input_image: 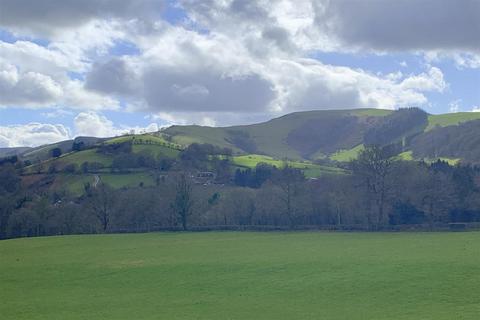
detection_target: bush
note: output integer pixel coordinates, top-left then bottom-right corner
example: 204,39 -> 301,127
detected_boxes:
50,147 -> 62,158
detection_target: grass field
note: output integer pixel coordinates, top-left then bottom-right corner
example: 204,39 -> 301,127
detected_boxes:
1,232 -> 480,320
59,172 -> 156,194
232,154 -> 344,177
329,144 -> 365,162
426,113 -> 480,131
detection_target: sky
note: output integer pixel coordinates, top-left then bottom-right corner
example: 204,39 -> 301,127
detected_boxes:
0,0 -> 479,147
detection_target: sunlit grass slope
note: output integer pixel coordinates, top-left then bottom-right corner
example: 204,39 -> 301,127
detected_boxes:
232,154 -> 344,177
426,113 -> 480,131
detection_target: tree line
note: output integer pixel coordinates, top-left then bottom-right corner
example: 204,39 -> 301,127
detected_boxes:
1,144 -> 480,239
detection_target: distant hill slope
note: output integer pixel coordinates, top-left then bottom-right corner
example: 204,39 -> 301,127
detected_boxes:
4,108 -> 480,166
164,108 -> 480,163
0,147 -> 31,158
164,109 -> 393,160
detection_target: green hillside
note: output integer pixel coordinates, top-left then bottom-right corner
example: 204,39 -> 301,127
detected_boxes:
59,172 -> 156,194
7,108 -> 480,193
165,109 -> 391,160
231,154 -> 345,177
164,108 -> 480,164
426,112 -> 480,131
2,232 -> 480,320
7,109 -> 480,166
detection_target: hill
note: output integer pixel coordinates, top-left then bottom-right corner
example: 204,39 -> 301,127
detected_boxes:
3,107 -> 480,194
5,108 -> 480,165
0,147 -> 31,158
164,108 -> 480,163
164,108 -> 394,160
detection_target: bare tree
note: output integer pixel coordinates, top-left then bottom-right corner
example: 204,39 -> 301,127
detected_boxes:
352,145 -> 394,228
86,183 -> 115,232
273,166 -> 305,228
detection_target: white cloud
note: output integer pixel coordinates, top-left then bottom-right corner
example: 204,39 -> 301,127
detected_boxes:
74,112 -> 124,137
0,123 -> 70,147
0,112 -> 161,148
449,99 -> 462,113
83,25 -> 448,122
0,63 -> 63,106
400,67 -> 446,92
0,62 -> 119,110
0,40 -> 82,75
74,111 -> 158,138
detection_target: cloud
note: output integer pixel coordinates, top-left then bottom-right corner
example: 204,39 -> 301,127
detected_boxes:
142,67 -> 275,112
0,0 -> 475,128
85,27 -> 277,113
74,111 -> 158,137
85,58 -> 138,95
0,0 -> 165,37
0,62 -> 119,110
269,60 -> 446,112
0,112 -> 161,148
84,24 -> 447,121
0,63 -> 63,106
315,0 -> 480,53
449,99 -> 462,113
0,40 -> 82,75
0,123 -> 70,147
399,67 -> 446,92
74,112 -> 125,137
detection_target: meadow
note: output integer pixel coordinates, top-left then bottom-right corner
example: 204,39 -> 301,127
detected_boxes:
231,154 -> 344,177
1,232 -> 480,319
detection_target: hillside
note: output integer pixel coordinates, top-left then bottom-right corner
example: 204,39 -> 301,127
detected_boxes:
3,107 -> 480,194
164,108 -> 480,163
10,130 -> 342,194
0,147 -> 31,158
164,108 -> 393,160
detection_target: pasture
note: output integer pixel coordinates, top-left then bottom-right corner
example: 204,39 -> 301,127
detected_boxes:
1,232 -> 479,319
232,154 -> 344,177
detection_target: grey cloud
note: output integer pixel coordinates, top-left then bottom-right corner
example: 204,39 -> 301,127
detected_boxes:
262,26 -> 294,52
181,0 -> 269,26
294,81 -> 361,112
0,0 -> 164,35
142,66 -> 276,112
229,0 -> 269,21
317,0 -> 480,52
85,58 -> 137,95
85,58 -> 276,113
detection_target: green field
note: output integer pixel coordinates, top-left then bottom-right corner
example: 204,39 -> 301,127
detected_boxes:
232,154 -> 344,177
58,172 -> 156,194
426,113 -> 480,131
1,232 -> 480,319
329,144 -> 365,162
